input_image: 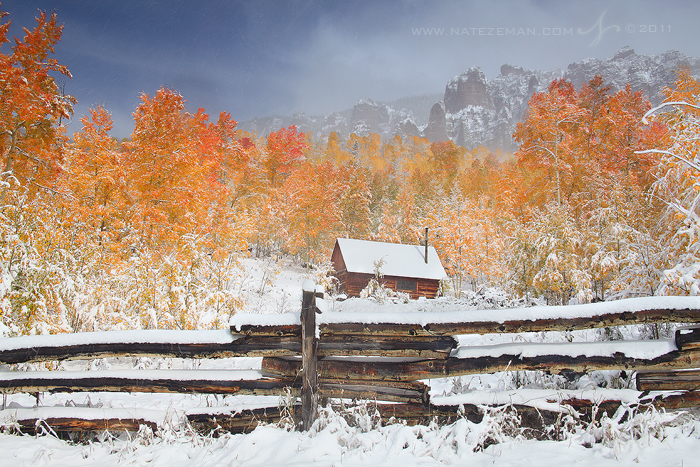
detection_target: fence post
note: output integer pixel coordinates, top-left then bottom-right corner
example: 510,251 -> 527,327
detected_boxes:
300,280 -> 318,430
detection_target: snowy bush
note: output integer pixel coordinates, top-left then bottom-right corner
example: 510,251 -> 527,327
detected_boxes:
0,179 -> 248,335
360,259 -> 394,303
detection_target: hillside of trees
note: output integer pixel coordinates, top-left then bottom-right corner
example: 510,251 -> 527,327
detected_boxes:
2,9 -> 700,336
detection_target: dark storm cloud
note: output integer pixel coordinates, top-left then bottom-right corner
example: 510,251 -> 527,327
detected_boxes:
1,1 -> 698,138
291,0 -> 699,115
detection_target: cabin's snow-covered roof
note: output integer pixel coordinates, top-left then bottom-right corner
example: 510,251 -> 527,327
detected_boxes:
334,238 -> 446,280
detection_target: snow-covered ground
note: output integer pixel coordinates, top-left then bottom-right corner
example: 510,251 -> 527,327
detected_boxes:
1,256 -> 699,466
2,395 -> 700,467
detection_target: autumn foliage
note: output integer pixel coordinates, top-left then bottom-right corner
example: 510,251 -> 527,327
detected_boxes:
1,7 -> 699,336
0,9 -> 75,188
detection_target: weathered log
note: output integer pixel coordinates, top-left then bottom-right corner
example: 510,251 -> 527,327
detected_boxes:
676,327 -> 700,351
641,390 -> 700,410
233,324 -> 301,337
24,392 -> 695,439
263,350 -> 700,382
318,335 -> 457,359
184,403 -> 557,435
18,391 -> 700,439
0,337 -> 302,364
320,323 -> 434,337
0,374 -> 296,396
320,307 -> 700,337
14,417 -> 157,435
636,369 -> 700,391
187,406 -> 292,434
374,402 -> 475,424
226,337 -> 301,356
376,397 -> 645,434
262,355 -> 301,377
300,287 -> 319,431
0,371 -> 428,404
320,379 -> 429,405
185,399 -> 626,436
0,335 -> 455,364
374,401 -> 622,430
186,404 -> 470,435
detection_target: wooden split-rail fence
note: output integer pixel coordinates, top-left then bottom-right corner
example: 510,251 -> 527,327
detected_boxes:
1,290 -> 700,436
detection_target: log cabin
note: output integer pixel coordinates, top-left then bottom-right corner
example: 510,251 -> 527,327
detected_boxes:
331,238 -> 446,299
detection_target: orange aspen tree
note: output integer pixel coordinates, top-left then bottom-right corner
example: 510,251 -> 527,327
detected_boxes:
429,140 -> 467,192
263,125 -> 308,186
0,8 -> 75,188
514,79 -> 584,207
63,106 -> 127,250
124,87 -> 244,256
424,191 -> 503,296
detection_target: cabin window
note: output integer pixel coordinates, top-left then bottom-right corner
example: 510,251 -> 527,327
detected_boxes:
397,278 -> 417,292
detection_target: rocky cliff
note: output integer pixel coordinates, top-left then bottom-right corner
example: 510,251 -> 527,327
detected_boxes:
238,95 -> 439,141
240,48 -> 700,152
424,47 -> 700,152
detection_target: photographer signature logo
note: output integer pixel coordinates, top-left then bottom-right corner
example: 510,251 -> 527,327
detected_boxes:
578,11 -> 620,46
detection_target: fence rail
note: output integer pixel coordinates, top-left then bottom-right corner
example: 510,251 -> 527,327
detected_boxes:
0,294 -> 699,434
318,308 -> 700,336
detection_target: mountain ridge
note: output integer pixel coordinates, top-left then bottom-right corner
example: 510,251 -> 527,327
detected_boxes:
239,47 -> 700,152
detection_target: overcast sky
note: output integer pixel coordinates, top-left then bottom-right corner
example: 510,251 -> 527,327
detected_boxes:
2,0 -> 699,138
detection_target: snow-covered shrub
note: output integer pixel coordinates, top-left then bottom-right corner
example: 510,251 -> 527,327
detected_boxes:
110,239 -> 246,331
314,400 -> 383,434
471,404 -> 524,452
305,259 -> 337,293
360,259 -> 391,303
0,178 -> 247,335
360,277 -> 391,303
0,181 -> 75,335
437,277 -> 451,297
460,286 -> 532,308
358,259 -> 412,303
527,203 -> 592,305
631,72 -> 700,297
579,405 -> 688,457
276,387 -> 296,431
422,191 -> 505,297
256,256 -> 281,296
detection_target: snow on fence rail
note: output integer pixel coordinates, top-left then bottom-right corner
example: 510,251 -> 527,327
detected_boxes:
1,294 -> 700,434
232,295 -> 700,335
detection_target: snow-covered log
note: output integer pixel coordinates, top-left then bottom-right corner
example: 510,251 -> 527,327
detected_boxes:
318,304 -> 700,337
186,406 -> 289,434
231,296 -> 700,336
263,347 -> 700,382
0,370 -> 293,396
13,416 -> 157,435
319,379 -> 429,404
676,326 -> 700,351
0,332 -> 302,364
318,334 -> 456,358
1,407 -> 163,435
636,368 -> 700,391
